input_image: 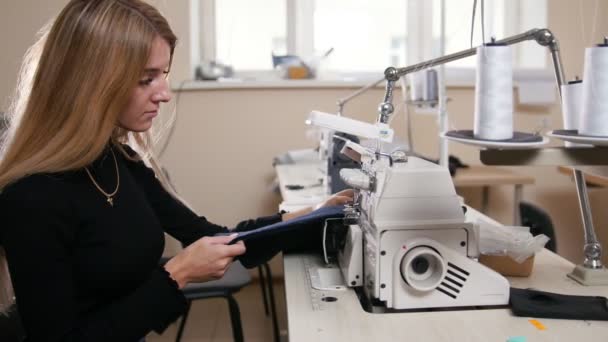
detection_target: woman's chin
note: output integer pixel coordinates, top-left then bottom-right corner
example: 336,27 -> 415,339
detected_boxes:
125,122 -> 153,133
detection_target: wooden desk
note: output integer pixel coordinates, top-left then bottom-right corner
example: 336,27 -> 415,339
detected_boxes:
453,166 -> 535,225
283,208 -> 608,342
275,162 -> 327,212
558,166 -> 608,187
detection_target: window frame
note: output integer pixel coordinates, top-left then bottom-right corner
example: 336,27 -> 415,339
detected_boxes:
193,0 -> 551,84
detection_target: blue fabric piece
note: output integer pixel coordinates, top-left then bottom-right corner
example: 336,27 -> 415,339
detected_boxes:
224,206 -> 345,243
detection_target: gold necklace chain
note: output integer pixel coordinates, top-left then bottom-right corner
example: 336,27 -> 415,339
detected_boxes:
84,148 -> 120,207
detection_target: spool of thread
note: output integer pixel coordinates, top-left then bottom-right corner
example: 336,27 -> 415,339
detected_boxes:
423,69 -> 438,103
561,79 -> 583,130
408,71 -> 425,101
560,79 -> 584,147
474,44 -> 514,140
579,40 -> 608,136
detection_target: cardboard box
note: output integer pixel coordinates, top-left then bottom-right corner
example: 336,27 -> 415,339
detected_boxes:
287,66 -> 310,79
479,254 -> 535,277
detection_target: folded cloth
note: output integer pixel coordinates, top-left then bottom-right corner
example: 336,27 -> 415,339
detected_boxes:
510,287 -> 608,321
221,206 -> 345,268
230,206 -> 345,243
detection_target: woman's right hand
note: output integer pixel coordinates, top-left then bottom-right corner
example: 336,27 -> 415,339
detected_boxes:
164,234 -> 246,289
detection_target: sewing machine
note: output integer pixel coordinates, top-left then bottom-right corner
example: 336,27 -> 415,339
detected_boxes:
330,142 -> 510,310
306,109 -> 510,309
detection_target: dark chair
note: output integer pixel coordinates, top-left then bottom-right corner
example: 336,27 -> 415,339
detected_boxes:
173,260 -> 279,342
256,262 -> 280,342
519,201 -> 557,253
0,305 -> 24,342
176,261 -> 250,342
159,169 -> 279,342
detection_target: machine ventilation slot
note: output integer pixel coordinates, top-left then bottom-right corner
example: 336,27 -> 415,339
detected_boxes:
437,287 -> 456,299
444,276 -> 463,288
437,263 -> 470,299
448,262 -> 470,276
439,281 -> 460,293
446,270 -> 466,282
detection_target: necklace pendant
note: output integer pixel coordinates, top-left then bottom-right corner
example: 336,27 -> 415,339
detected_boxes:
107,197 -> 114,207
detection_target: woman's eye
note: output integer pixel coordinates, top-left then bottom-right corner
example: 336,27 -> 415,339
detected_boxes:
139,78 -> 154,86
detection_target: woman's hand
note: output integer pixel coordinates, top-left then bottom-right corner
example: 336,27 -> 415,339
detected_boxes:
282,189 -> 355,221
316,189 -> 355,209
164,234 -> 246,289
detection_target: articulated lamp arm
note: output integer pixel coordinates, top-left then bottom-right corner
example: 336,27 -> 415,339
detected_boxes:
377,28 -> 566,123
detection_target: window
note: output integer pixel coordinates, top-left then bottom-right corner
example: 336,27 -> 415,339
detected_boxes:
194,0 -> 548,78
215,0 -> 286,70
312,0 -> 407,72
431,0 -> 548,69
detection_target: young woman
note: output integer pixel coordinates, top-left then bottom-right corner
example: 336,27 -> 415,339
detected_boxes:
0,1 -> 353,340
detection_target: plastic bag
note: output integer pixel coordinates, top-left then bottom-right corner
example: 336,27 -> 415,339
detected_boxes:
477,220 -> 550,263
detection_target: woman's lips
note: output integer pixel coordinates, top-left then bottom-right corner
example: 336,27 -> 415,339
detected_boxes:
143,110 -> 158,118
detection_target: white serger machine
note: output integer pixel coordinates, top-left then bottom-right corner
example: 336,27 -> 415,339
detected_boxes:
309,112 -> 509,311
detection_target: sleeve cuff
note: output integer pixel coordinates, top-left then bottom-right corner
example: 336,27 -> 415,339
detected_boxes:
150,268 -> 188,333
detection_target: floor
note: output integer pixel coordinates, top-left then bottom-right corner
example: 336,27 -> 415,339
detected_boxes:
147,280 -> 288,342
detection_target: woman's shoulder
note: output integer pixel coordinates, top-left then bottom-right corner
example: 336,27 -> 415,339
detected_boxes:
0,173 -> 71,206
0,173 -> 78,244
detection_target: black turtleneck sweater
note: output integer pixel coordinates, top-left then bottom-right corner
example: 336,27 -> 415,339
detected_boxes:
0,145 -> 282,341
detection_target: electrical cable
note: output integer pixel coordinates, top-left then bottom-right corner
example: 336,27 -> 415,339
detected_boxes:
481,0 -> 485,44
578,0 -> 587,47
589,0 -> 600,46
470,0 -> 477,48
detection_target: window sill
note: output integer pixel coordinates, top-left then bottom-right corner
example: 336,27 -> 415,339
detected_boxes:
172,68 -> 555,91
172,78 -> 385,91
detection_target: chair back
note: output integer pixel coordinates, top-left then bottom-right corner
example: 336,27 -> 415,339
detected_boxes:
519,201 -> 557,253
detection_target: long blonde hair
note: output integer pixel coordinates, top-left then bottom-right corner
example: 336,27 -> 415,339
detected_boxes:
0,0 -> 178,314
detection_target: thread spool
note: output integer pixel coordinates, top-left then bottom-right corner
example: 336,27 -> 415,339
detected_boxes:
579,39 -> 608,136
408,70 -> 439,104
408,71 -> 425,101
423,69 -> 438,103
561,79 -> 583,130
561,79 -> 584,147
474,43 -> 514,140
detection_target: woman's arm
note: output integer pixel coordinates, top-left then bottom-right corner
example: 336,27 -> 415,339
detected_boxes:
0,178 -> 187,341
122,147 -> 283,244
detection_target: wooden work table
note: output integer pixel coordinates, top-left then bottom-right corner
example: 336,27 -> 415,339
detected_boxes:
558,166 -> 608,187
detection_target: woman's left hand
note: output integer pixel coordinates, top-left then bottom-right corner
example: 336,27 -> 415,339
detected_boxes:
316,189 -> 355,209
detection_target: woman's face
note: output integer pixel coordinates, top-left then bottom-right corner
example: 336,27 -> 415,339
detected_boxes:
118,36 -> 172,132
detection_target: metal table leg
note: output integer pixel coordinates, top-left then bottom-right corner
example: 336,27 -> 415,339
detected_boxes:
514,184 -> 523,226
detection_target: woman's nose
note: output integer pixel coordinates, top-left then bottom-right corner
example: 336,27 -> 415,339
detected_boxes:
153,89 -> 172,103
152,82 -> 172,103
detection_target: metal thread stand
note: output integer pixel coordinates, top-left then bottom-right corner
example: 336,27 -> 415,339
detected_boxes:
567,169 -> 608,285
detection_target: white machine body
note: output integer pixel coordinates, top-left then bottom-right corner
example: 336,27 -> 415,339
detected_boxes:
338,155 -> 509,310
